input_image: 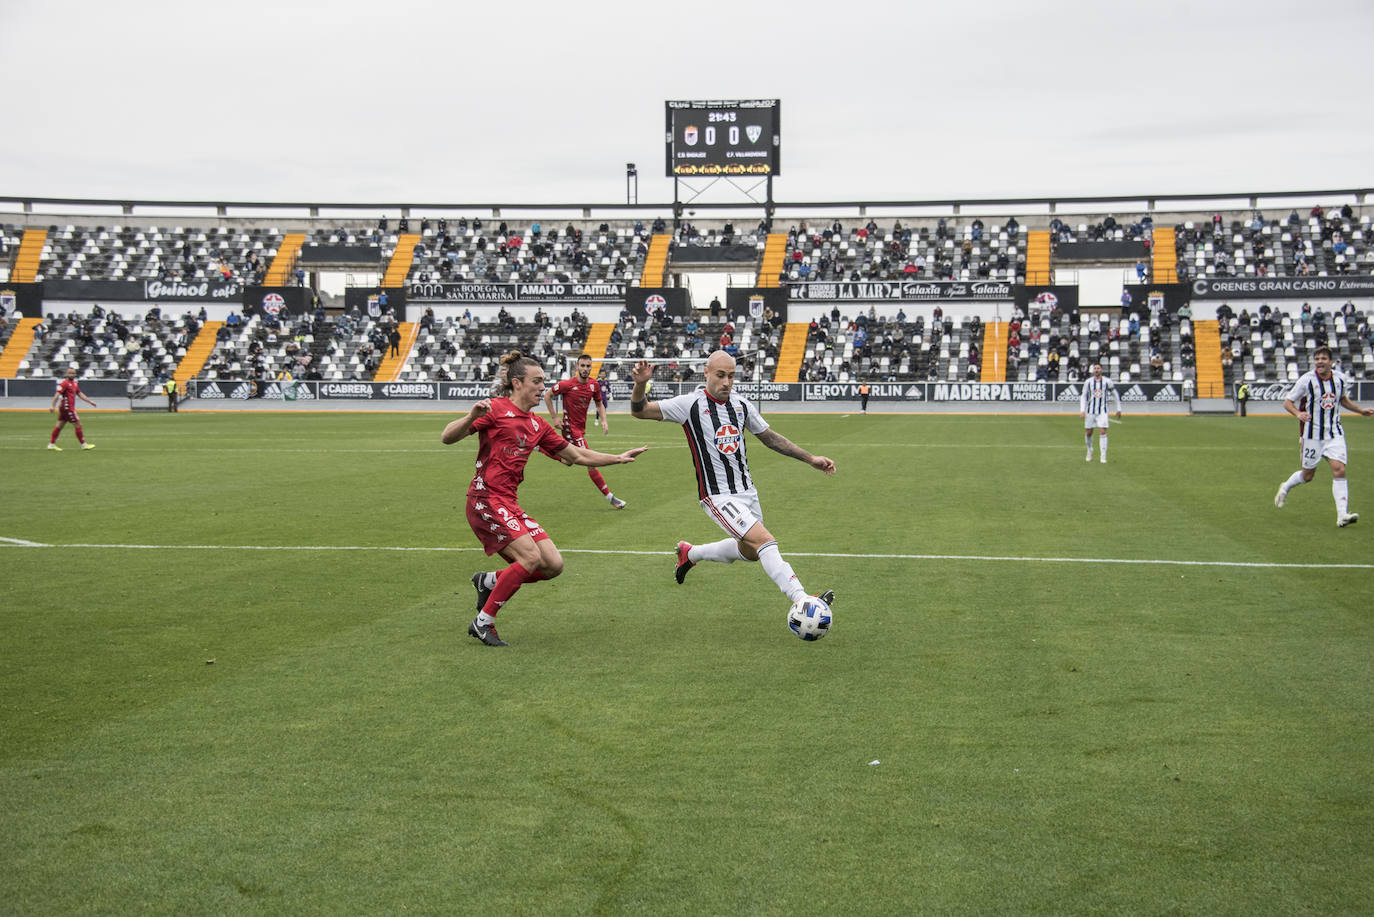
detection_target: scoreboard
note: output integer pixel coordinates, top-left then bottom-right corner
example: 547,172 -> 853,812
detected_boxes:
664,100 -> 781,177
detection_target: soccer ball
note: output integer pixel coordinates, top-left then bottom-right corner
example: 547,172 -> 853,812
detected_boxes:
787,596 -> 833,641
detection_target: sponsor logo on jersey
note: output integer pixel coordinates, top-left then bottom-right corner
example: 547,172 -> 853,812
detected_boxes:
714,423 -> 741,454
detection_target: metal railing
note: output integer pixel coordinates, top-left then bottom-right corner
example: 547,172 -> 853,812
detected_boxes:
1,188 -> 1369,222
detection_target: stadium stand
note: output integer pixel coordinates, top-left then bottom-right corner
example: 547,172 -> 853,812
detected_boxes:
4,204 -> 1370,390
1173,210 -> 1373,281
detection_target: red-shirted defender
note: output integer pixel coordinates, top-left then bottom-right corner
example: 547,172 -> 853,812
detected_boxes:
48,366 -> 97,451
543,353 -> 626,509
442,350 -> 648,646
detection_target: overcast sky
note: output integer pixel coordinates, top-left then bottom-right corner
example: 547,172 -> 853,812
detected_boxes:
2,0 -> 1370,210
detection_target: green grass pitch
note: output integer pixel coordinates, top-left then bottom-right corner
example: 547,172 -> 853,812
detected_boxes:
2,409 -> 1371,915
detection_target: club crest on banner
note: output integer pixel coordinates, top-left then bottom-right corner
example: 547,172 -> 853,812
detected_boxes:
261,292 -> 286,316
683,126 -> 698,146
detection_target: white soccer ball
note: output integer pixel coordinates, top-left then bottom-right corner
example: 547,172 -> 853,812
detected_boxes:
787,596 -> 833,641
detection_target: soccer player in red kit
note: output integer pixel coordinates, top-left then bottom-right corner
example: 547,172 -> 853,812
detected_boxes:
442,350 -> 648,646
48,366 -> 97,451
543,352 -> 627,508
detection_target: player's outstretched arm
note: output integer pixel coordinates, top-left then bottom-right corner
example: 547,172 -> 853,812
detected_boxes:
557,443 -> 649,467
441,400 -> 491,444
755,428 -> 837,475
629,361 -> 663,421
1341,395 -> 1374,416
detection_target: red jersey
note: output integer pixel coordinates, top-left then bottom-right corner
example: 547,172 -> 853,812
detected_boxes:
550,377 -> 603,435
466,397 -> 569,501
56,378 -> 81,413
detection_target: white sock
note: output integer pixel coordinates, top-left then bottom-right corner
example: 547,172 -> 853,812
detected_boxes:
476,611 -> 495,627
1099,434 -> 1108,460
1085,432 -> 1093,453
757,541 -> 806,603
481,571 -> 497,589
694,538 -> 743,564
1333,478 -> 1350,514
1282,470 -> 1307,495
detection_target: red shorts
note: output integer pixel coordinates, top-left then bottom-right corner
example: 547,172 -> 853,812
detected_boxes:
58,407 -> 80,424
465,494 -> 549,555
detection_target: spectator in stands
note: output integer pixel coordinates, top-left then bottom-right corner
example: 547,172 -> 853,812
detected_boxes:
1135,261 -> 1147,282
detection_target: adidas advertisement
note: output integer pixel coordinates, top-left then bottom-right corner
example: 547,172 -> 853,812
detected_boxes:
1057,385 -> 1081,403
197,382 -> 226,399
1120,385 -> 1149,403
1150,385 -> 1181,403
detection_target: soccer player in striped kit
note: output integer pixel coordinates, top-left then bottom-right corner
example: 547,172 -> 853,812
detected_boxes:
1274,346 -> 1374,527
1079,362 -> 1122,463
629,351 -> 837,610
544,353 -> 627,509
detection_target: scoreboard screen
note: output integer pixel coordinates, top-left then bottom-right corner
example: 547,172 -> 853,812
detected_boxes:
664,100 -> 780,177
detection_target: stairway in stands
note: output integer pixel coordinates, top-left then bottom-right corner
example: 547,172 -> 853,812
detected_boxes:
374,323 -> 417,382
264,233 -> 306,285
0,318 -> 40,377
1026,231 -> 1052,285
382,234 -> 422,288
582,323 -> 615,376
980,322 -> 1008,382
10,229 -> 48,283
1193,319 -> 1224,398
641,235 -> 671,287
174,321 -> 224,382
1151,231 -> 1178,283
773,323 -> 810,382
756,234 -> 789,288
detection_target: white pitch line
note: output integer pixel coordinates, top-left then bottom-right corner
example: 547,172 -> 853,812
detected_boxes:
0,541 -> 1369,570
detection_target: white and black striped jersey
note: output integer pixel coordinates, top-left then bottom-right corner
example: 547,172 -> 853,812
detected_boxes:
1288,371 -> 1349,440
658,389 -> 770,499
1079,375 -> 1122,415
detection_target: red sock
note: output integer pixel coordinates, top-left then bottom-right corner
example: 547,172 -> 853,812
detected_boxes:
482,561 -> 546,616
74,425 -> 85,445
588,468 -> 610,495
50,425 -> 61,444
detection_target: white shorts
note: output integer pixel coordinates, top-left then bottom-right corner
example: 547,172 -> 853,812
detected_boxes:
700,491 -> 763,539
1300,435 -> 1347,470
1084,413 -> 1111,430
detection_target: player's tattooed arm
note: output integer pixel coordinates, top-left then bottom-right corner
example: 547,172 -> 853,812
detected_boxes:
756,428 -> 837,475
755,428 -> 810,461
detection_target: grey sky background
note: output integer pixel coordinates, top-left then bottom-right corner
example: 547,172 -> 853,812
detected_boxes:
2,0 -> 1370,208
